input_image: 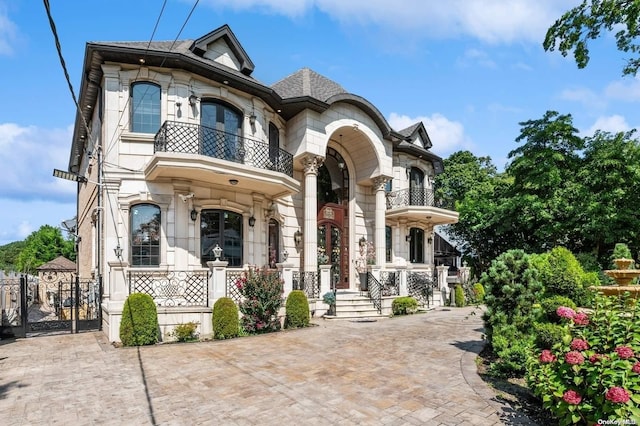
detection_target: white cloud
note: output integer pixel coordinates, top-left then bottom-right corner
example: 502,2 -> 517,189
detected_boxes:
584,115 -> 631,136
0,199 -> 76,246
457,48 -> 496,68
604,76 -> 640,102
199,0 -> 578,44
388,112 -> 473,157
559,87 -> 606,109
0,123 -> 76,202
0,3 -> 17,55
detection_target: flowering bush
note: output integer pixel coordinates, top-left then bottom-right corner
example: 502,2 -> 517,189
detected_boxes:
527,294 -> 640,424
236,268 -> 284,334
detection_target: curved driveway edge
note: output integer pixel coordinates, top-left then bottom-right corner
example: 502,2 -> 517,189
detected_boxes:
0,306 -> 539,425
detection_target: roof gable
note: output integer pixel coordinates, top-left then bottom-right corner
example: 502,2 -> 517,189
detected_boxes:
398,122 -> 433,150
272,68 -> 346,101
189,24 -> 255,76
36,256 -> 76,272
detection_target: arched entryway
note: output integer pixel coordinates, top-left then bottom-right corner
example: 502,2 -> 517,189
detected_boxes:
317,147 -> 349,289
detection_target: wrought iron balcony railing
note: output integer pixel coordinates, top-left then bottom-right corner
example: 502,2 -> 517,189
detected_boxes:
154,121 -> 294,177
385,188 -> 454,210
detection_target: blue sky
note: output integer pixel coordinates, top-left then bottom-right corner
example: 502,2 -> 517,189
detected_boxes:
0,0 -> 637,246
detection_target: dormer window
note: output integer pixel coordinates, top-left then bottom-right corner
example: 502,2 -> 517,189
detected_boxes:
131,82 -> 160,133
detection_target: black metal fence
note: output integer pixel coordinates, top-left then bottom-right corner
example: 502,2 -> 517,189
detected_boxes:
407,271 -> 438,307
154,121 -> 294,177
0,275 -> 101,338
292,271 -> 319,299
366,272 -> 382,314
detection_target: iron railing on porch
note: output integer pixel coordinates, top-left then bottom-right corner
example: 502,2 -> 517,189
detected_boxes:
154,121 -> 294,177
366,272 -> 382,314
385,188 -> 453,209
128,270 -> 209,307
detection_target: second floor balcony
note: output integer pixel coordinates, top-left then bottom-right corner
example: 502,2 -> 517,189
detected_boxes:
144,121 -> 300,198
385,188 -> 458,225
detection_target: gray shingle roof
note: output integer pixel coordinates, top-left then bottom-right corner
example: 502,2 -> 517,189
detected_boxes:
36,256 -> 76,272
271,68 -> 347,101
397,122 -> 421,138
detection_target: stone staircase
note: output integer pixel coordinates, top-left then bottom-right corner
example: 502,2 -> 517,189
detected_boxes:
324,290 -> 389,320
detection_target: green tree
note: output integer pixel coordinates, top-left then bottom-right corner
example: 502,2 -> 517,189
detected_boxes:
15,225 -> 75,273
544,0 -> 640,75
504,111 -> 584,253
575,130 -> 640,260
0,241 -> 26,272
435,151 -> 509,274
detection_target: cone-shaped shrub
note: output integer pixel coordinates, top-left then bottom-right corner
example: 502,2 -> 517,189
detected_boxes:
284,290 -> 310,329
119,293 -> 159,346
212,297 -> 239,340
454,284 -> 465,307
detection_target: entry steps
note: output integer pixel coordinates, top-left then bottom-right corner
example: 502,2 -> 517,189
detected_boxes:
324,290 -> 389,320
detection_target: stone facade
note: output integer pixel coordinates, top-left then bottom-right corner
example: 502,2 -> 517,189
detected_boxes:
67,25 -> 458,342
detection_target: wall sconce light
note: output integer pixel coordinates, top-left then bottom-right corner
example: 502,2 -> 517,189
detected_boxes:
294,229 -> 303,247
190,208 -> 198,221
188,94 -> 199,106
248,215 -> 256,227
249,114 -> 256,126
405,235 -> 412,243
229,179 -> 239,186
359,237 -> 367,247
212,244 -> 223,261
427,236 -> 433,245
282,249 -> 288,262
114,244 -> 123,259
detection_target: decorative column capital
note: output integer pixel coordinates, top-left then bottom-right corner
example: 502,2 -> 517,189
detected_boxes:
372,176 -> 390,192
301,155 -> 324,175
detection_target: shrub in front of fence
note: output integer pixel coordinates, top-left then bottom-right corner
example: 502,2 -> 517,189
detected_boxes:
237,268 -> 283,334
170,321 -> 199,342
284,290 -> 310,329
119,293 -> 159,346
454,284 -> 465,307
212,297 -> 239,340
392,296 -> 418,315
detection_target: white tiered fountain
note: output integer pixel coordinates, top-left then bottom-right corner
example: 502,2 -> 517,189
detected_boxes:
598,257 -> 640,298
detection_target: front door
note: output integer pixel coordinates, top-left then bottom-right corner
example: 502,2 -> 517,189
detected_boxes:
318,204 -> 348,289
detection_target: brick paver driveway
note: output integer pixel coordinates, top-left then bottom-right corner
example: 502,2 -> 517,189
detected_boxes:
0,306 -> 537,425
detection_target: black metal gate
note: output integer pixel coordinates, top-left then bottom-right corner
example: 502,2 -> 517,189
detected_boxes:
0,275 -> 101,338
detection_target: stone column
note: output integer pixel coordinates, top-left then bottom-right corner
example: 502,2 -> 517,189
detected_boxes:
277,263 -> 294,298
396,265 -> 408,296
319,264 -> 332,297
437,265 -> 450,303
302,155 -> 323,272
208,260 -> 229,304
373,176 -> 389,268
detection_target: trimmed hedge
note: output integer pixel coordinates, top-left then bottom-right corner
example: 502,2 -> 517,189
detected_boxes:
212,297 -> 239,340
119,293 -> 159,346
284,290 -> 310,329
392,296 -> 418,315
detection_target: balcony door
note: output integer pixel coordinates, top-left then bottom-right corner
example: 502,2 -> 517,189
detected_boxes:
200,100 -> 241,161
410,167 -> 424,205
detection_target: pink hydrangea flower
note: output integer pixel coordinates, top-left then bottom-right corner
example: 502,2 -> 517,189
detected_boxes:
632,362 -> 640,374
572,312 -> 589,326
563,390 -> 582,405
570,339 -> 589,351
589,353 -> 605,363
556,306 -> 576,319
539,350 -> 556,363
605,387 -> 630,404
565,351 -> 585,365
615,346 -> 635,359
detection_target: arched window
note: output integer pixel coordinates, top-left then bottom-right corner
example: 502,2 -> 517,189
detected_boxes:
409,227 -> 424,263
409,167 -> 425,205
130,204 -> 161,266
200,100 -> 242,161
200,209 -> 243,267
131,82 -> 160,133
268,218 -> 280,268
